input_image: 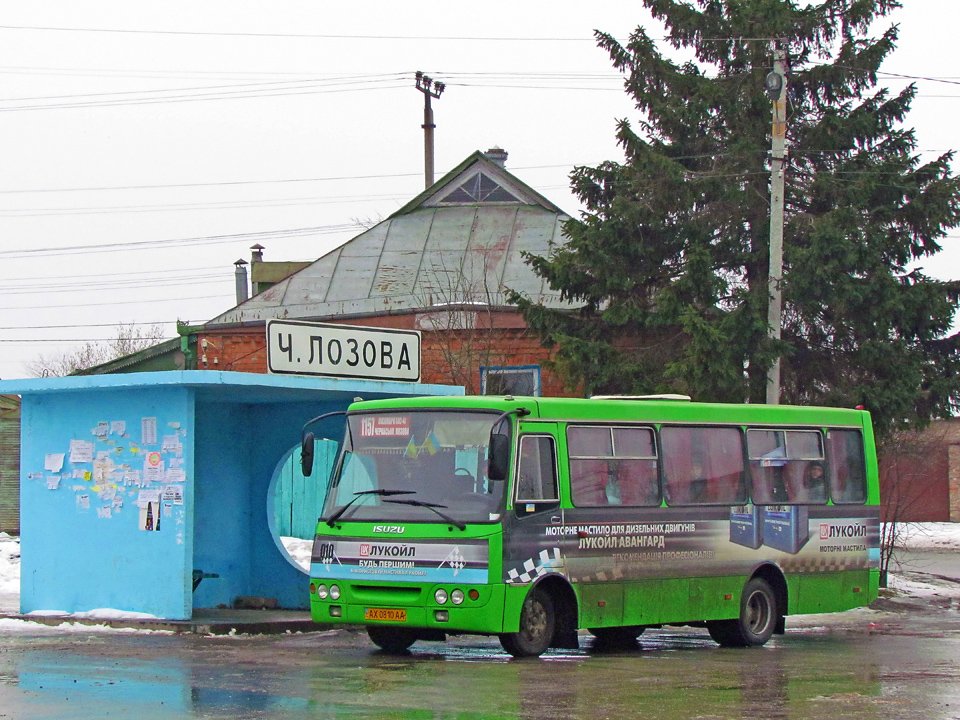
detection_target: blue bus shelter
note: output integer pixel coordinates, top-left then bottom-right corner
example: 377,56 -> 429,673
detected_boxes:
0,371 -> 460,620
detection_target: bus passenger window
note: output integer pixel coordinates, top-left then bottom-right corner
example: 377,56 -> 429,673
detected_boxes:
826,429 -> 867,503
747,429 -> 826,504
567,425 -> 658,507
516,435 -> 558,503
660,426 -> 745,506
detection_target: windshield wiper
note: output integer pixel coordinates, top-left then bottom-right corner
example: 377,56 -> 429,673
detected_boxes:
325,489 -> 415,526
383,499 -> 467,531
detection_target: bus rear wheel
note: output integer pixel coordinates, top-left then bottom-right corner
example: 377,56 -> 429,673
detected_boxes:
707,577 -> 777,647
367,626 -> 417,653
499,587 -> 555,658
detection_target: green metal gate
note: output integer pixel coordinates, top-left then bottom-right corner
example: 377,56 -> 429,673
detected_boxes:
273,439 -> 338,539
0,396 -> 20,535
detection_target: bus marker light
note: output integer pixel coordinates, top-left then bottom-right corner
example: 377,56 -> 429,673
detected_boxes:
435,610 -> 449,622
597,600 -> 606,608
309,583 -> 317,594
724,594 -> 733,601
853,586 -> 862,593
468,589 -> 480,601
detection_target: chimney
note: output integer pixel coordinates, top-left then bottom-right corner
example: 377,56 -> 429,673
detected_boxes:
250,243 -> 264,263
234,259 -> 249,304
485,147 -> 508,168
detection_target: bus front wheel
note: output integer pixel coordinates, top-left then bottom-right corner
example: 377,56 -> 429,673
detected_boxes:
707,577 -> 777,647
367,626 -> 417,653
499,587 -> 555,658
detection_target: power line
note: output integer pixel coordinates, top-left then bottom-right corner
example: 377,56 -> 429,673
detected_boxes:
0,23 -> 597,41
0,192 -> 410,218
0,80 -> 411,112
0,321 -> 176,330
0,172 -> 420,195
0,73 -> 409,104
0,294 -> 229,311
0,224 -> 356,258
0,162 -> 586,196
0,274 -> 230,296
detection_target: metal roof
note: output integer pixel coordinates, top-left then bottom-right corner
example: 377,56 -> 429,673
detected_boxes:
206,151 -> 574,326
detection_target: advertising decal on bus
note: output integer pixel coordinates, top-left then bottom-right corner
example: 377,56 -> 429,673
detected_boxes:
311,538 -> 489,584
501,511 -> 879,585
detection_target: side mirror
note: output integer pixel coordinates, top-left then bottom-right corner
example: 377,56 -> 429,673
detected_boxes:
488,433 -> 510,482
301,432 -> 315,477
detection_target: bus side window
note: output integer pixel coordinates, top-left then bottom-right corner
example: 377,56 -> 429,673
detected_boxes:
661,426 -> 744,505
826,429 -> 867,503
516,435 -> 559,504
747,429 -> 826,504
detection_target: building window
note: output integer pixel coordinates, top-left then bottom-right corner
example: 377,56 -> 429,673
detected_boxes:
440,172 -> 520,204
481,365 -> 541,396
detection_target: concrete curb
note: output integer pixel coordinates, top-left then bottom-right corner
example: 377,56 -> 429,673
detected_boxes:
0,609 -> 327,635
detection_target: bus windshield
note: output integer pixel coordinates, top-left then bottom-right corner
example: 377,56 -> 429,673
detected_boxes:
322,410 -> 504,524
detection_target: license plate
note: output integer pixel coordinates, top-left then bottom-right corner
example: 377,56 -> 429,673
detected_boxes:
364,608 -> 407,622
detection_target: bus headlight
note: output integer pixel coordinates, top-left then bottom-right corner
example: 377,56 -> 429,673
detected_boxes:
330,585 -> 341,600
451,589 -> 465,605
434,589 -> 448,605
316,584 -> 329,599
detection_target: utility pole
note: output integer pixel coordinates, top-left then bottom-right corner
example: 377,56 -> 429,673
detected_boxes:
764,45 -> 788,404
414,71 -> 445,189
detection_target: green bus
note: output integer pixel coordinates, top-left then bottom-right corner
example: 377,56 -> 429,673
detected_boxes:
301,395 -> 879,657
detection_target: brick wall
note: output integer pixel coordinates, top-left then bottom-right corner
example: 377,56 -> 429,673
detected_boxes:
878,419 -> 959,522
195,313 -> 575,398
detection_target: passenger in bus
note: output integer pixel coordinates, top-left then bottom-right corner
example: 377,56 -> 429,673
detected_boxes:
689,460 -> 708,503
795,461 -> 827,503
604,470 -> 622,505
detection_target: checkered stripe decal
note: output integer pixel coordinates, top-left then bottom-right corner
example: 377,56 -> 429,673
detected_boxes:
779,555 -> 875,573
568,566 -> 626,584
506,547 -> 563,584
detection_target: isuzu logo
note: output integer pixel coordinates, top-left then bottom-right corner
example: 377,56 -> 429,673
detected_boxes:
373,525 -> 406,534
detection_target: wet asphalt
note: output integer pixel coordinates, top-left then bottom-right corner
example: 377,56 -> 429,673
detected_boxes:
0,591 -> 958,720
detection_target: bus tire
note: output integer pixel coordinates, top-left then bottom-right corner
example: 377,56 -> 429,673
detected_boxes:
367,626 -> 417,653
499,587 -> 555,658
707,578 -> 777,647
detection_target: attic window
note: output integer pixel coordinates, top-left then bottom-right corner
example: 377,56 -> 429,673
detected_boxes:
440,172 -> 520,204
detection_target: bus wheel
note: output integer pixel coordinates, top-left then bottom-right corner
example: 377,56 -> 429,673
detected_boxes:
499,587 -> 555,658
367,626 -> 417,653
707,578 -> 777,647
588,626 -> 645,646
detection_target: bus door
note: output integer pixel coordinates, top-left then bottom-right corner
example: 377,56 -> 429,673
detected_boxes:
501,427 -> 565,587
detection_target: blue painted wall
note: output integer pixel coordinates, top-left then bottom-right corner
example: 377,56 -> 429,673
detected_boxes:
1,371 -> 461,619
18,386 -> 195,618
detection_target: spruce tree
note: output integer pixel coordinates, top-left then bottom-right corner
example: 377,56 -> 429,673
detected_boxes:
513,0 -> 960,436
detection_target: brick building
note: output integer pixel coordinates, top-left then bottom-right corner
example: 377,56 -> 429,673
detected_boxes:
190,148 -> 577,396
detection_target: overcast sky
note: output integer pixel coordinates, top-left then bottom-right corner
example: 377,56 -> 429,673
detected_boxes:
1,1 -> 956,380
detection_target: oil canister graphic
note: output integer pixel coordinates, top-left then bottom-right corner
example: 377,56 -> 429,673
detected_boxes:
761,505 -> 810,554
729,504 -> 763,549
